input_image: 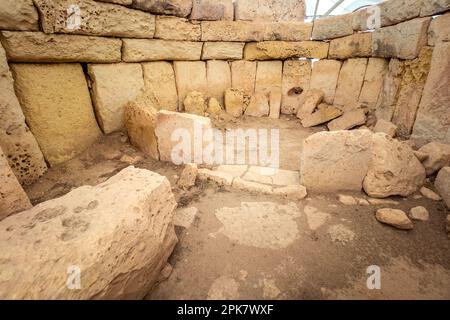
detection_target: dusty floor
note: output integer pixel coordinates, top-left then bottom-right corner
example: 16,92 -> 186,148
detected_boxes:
25,116 -> 450,300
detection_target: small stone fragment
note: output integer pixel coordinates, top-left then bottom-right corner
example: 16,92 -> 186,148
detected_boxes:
376,208 -> 413,230
409,206 -> 429,221
420,187 -> 442,201
177,163 -> 198,189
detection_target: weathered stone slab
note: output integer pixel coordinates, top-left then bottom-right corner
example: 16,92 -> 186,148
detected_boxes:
155,111 -> 212,163
173,61 -> 207,110
281,60 -> 311,115
301,105 -> 343,128
0,43 -> 47,185
0,31 -> 122,63
154,16 -> 201,41
255,61 -> 282,97
0,147 -> 32,221
334,58 -> 368,108
375,59 -> 405,121
184,91 -> 206,115
420,0 -> 450,16
327,109 -> 367,131
124,99 -> 159,160
428,12 -> 450,46
418,142 -> 450,175
142,61 -> 178,112
312,14 -> 354,40
201,21 -> 266,42
435,167 -> 450,209
231,60 -> 257,96
244,41 -> 329,60
11,63 -> 102,166
0,166 -> 177,299
245,93 -> 269,117
269,90 -> 282,119
372,17 -> 431,59
88,63 -> 144,134
100,0 -> 133,4
374,119 -> 397,137
35,0 -> 155,38
296,89 -> 323,119
202,42 -> 245,60
363,133 -> 426,198
300,130 -> 373,192
263,22 -> 312,41
131,0 -> 193,17
235,0 -> 306,22
190,0 -> 233,20
225,88 -> 247,117
328,33 -> 372,60
177,163 -> 198,189
412,42 -> 450,147
122,39 -> 203,62
391,47 -> 433,137
0,0 -> 39,31
358,58 -> 389,110
309,60 -> 342,104
376,208 -> 413,230
207,60 -> 231,105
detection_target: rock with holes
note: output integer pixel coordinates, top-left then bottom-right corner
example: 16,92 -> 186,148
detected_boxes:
363,133 -> 426,198
0,43 -> 47,185
300,130 -> 373,192
417,142 -> 450,175
435,167 -> 450,209
0,166 -> 178,299
281,60 -> 311,115
184,91 -> 206,116
154,16 -> 201,41
0,146 -> 32,221
202,42 -> 245,60
225,88 -> 248,118
376,208 -> 413,230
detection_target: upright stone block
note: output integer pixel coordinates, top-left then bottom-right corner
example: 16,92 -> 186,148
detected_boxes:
11,63 -> 102,166
231,60 -> 257,96
142,61 -> 178,112
281,60 -> 312,115
207,60 -> 231,105
309,60 -> 342,105
334,58 -> 368,108
359,58 -> 389,110
255,61 -> 283,96
122,39 -> 203,62
174,61 -> 207,110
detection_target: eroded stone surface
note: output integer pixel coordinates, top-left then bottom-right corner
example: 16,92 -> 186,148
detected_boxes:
190,0 -> 233,21
142,61 -> 178,112
312,14 -> 353,40
435,167 -> 450,209
202,42 -> 245,60
329,33 -> 372,59
281,60 -> 311,115
123,39 -> 203,62
417,142 -> 450,175
359,58 -> 389,110
154,16 -> 201,41
0,0 -> 39,31
231,60 -> 257,96
235,0 -> 306,22
327,109 -> 367,131
244,41 -> 329,60
207,60 -> 231,105
174,61 -> 207,110
131,0 -> 193,17
309,60 -> 342,104
334,58 -> 368,108
376,208 -> 413,230
301,105 -> 343,128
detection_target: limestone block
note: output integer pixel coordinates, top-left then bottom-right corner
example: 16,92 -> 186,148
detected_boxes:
363,133 -> 426,198
412,42 -> 450,147
190,0 -> 233,21
376,208 -> 413,230
269,90 -> 282,119
235,0 -> 306,22
0,31 -> 122,63
328,109 -> 367,131
155,111 -> 212,163
142,61 -> 178,112
0,147 -> 32,221
334,58 -> 368,108
420,0 -> 450,16
358,58 -> 389,110
255,61 -> 282,96
0,166 -> 178,299
245,93 -> 269,117
207,60 -> 231,105
124,100 -> 159,160
263,22 -> 312,41
312,14 -> 354,40
435,167 -> 450,209
198,168 -> 234,186
184,91 -> 206,116
244,41 -> 329,60
225,89 -> 247,118
177,163 -> 198,189
375,59 -> 405,122
296,89 -> 323,120
173,61 -> 207,110
201,21 -> 266,42
231,60 -> 257,96
417,142 -> 450,175
372,17 -> 431,59
409,206 -> 429,221
122,39 -> 203,62
202,42 -> 245,60
154,16 -> 201,41
391,47 -> 433,137
88,63 -> 145,134
309,60 -> 342,104
0,43 -> 47,185
0,0 -> 39,31
300,130 -> 373,192
131,0 -> 193,17
11,63 -> 102,166
328,33 -> 372,60
281,60 -> 312,115
428,12 -> 450,46
374,119 -> 397,137
34,0 -> 155,38
301,105 -> 343,128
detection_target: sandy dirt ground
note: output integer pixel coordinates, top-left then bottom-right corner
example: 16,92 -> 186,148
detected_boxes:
24,116 -> 450,300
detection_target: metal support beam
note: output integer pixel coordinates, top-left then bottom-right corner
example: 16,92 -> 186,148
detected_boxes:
313,0 -> 320,21
323,0 -> 345,17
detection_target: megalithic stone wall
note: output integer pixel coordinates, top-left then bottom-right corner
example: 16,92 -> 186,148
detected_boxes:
0,0 -> 449,184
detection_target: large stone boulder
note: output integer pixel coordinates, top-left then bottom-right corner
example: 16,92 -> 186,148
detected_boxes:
11,63 -> 102,166
300,130 -> 372,192
0,146 -> 31,221
435,167 -> 450,209
0,0 -> 39,31
0,166 -> 177,299
417,142 -> 450,175
363,133 -> 426,198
